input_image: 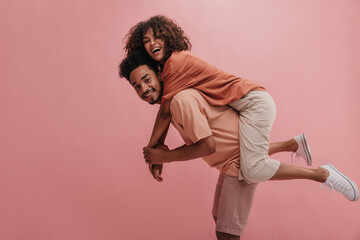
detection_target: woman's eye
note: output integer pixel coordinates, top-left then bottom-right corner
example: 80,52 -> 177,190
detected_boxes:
143,39 -> 149,44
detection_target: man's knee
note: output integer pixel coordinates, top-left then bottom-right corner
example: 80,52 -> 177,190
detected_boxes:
216,231 -> 240,240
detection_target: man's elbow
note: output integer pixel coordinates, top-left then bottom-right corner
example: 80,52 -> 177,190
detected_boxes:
203,136 -> 216,155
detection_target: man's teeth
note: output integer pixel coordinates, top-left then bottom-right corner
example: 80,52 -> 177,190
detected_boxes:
145,90 -> 153,97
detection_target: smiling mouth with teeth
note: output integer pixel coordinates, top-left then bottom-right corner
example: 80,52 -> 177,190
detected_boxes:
143,89 -> 155,99
152,48 -> 161,53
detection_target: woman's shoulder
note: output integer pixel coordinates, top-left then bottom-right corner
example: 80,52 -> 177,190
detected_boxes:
167,51 -> 204,67
168,51 -> 191,61
163,51 -> 190,72
163,51 -> 209,77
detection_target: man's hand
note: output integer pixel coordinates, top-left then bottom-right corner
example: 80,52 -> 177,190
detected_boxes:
145,144 -> 169,182
148,163 -> 163,182
143,144 -> 170,165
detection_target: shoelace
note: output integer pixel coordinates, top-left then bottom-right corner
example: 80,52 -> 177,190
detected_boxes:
291,152 -> 301,165
320,181 -> 333,194
320,176 -> 351,195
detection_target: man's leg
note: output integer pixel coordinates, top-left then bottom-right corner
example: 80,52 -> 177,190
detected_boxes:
212,174 -> 224,223
213,174 -> 257,239
216,231 -> 240,240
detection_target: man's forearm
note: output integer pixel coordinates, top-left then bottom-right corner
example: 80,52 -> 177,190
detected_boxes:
147,110 -> 171,147
158,124 -> 170,145
164,136 -> 216,163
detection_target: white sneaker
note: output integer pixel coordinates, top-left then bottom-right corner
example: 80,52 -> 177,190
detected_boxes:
292,134 -> 312,166
321,164 -> 359,201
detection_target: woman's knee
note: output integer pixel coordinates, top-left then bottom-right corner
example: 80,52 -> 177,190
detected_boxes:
241,164 -> 269,183
242,170 -> 265,183
241,159 -> 280,183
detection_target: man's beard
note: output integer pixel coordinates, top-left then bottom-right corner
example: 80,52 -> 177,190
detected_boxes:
150,81 -> 163,105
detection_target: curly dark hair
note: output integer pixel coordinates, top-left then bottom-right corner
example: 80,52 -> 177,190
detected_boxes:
124,15 -> 192,64
119,49 -> 159,82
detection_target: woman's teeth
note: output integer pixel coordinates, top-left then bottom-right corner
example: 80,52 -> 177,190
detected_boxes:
152,48 -> 160,53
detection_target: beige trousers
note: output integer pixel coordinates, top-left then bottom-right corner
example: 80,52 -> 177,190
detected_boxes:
229,91 -> 280,183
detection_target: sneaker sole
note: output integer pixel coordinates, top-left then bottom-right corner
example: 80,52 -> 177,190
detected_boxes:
326,164 -> 359,201
300,134 -> 312,166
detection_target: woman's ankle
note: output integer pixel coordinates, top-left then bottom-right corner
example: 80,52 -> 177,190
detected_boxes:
290,139 -> 298,152
316,167 -> 330,183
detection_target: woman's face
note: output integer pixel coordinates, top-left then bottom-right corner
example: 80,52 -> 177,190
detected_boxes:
142,28 -> 166,64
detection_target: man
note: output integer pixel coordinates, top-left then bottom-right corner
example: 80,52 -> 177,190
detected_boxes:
120,51 -> 262,239
119,50 -> 359,239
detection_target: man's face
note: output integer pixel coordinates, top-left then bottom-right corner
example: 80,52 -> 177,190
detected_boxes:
129,65 -> 162,105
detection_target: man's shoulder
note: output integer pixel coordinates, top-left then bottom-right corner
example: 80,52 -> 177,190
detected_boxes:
170,89 -> 205,115
171,89 -> 202,105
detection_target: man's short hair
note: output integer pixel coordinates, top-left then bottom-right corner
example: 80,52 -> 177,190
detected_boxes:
119,49 -> 159,82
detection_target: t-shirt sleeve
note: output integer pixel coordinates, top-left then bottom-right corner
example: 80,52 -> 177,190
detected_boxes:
170,94 -> 213,144
160,70 -> 182,105
160,51 -> 197,105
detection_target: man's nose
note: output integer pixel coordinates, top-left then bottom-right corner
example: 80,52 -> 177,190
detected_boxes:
140,82 -> 148,93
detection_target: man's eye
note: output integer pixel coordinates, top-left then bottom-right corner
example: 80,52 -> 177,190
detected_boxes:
145,78 -> 150,83
135,85 -> 140,90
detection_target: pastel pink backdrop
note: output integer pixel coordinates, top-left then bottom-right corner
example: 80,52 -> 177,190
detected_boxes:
1,0 -> 359,239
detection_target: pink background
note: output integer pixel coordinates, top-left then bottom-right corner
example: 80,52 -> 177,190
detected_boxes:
1,0 -> 359,239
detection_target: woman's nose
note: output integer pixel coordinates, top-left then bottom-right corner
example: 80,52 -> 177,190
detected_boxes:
150,38 -> 156,45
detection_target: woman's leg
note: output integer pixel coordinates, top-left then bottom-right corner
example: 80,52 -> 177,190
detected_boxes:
229,91 -> 280,183
230,91 -> 358,201
270,163 -> 328,182
268,139 -> 328,182
268,139 -> 297,156
271,163 -> 359,201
